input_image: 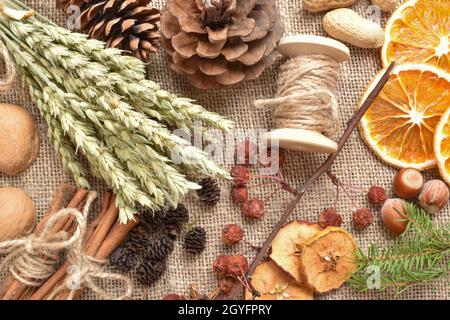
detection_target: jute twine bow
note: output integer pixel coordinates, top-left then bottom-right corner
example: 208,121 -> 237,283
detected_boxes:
0,191 -> 133,300
255,55 -> 340,137
0,2 -> 34,91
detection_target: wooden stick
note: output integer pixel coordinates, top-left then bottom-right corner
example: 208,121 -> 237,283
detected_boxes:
220,62 -> 396,300
0,187 -> 88,300
29,192 -> 113,300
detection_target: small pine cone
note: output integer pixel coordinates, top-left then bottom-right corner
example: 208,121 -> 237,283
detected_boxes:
184,227 -> 207,254
161,204 -> 189,226
135,259 -> 167,286
144,236 -> 175,261
128,224 -> 152,250
197,178 -> 221,206
141,209 -> 166,232
109,246 -> 141,272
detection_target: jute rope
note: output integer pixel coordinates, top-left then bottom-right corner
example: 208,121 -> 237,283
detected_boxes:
255,54 -> 341,137
0,191 -> 133,300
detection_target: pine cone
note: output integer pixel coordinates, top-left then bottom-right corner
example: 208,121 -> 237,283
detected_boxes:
160,0 -> 284,89
128,224 -> 152,250
58,0 -> 161,61
197,178 -> 221,206
144,236 -> 175,261
184,227 -> 207,254
136,259 -> 167,286
161,204 -> 190,226
109,245 -> 141,271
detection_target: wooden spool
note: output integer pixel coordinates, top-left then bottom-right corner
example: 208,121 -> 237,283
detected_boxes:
264,35 -> 350,153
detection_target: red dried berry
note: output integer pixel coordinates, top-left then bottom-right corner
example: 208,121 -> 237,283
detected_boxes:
219,277 -> 238,294
319,208 -> 343,228
222,224 -> 244,246
242,198 -> 264,219
230,186 -> 248,204
227,255 -> 249,276
236,139 -> 258,166
213,255 -> 230,277
368,186 -> 388,205
162,294 -> 183,300
230,165 -> 251,186
353,208 -> 374,229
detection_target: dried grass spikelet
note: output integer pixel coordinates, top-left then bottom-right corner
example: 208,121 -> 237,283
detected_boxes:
58,0 -> 161,62
160,0 -> 285,89
0,187 -> 36,241
0,103 -> 40,175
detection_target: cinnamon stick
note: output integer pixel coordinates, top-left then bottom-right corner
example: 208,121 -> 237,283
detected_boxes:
30,192 -> 114,300
0,187 -> 88,300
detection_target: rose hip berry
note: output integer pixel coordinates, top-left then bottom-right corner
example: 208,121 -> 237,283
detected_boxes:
367,186 -> 388,205
319,208 -> 343,227
230,165 -> 251,186
353,208 -> 374,229
230,186 -> 248,204
242,198 -> 264,219
219,277 -> 238,294
222,224 -> 244,246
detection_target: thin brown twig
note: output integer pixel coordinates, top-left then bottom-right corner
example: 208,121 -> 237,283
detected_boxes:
218,62 -> 396,300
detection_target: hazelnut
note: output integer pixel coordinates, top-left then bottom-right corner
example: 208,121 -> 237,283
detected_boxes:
394,168 -> 424,199
222,224 -> 244,246
230,186 -> 248,204
235,139 -> 258,166
352,208 -> 374,229
381,198 -> 408,235
318,208 -> 343,227
418,180 -> 449,214
242,198 -> 264,219
230,165 -> 251,186
367,186 -> 388,205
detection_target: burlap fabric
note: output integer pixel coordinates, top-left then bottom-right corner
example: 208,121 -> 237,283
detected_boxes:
0,0 -> 448,300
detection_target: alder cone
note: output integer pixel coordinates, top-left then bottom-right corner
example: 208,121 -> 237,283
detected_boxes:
160,0 -> 285,89
57,0 -> 160,62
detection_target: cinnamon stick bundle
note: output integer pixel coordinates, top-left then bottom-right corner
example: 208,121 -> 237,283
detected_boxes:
32,194 -> 139,300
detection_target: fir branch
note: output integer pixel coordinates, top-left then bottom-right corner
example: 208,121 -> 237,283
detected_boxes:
349,204 -> 450,295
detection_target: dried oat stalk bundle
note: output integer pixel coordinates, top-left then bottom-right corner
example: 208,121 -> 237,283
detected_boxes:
0,0 -> 233,223
57,0 -> 161,61
160,0 -> 284,89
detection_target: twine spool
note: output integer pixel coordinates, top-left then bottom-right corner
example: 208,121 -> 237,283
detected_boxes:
256,35 -> 350,153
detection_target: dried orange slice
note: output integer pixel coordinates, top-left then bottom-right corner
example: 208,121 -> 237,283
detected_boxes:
244,261 -> 314,300
435,107 -> 450,184
270,221 -> 322,284
382,0 -> 450,72
298,227 -> 357,293
360,64 -> 450,170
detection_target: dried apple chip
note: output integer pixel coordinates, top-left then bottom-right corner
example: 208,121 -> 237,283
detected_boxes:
299,227 -> 357,293
270,221 -> 322,283
244,261 -> 314,300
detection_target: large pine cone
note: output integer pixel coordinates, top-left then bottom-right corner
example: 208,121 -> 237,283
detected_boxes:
57,0 -> 160,61
160,0 -> 284,89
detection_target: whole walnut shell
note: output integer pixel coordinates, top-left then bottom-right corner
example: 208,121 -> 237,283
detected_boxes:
0,187 -> 36,241
0,104 -> 40,175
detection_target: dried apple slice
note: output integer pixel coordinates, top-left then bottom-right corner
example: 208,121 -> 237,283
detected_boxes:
270,221 -> 322,283
299,227 -> 357,293
244,261 -> 314,300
